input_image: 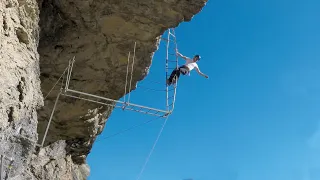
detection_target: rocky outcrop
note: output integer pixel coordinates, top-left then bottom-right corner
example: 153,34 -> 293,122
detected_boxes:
30,141 -> 90,180
0,0 -> 207,179
0,0 -> 43,179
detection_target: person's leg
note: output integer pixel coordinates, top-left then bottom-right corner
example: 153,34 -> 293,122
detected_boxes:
167,68 -> 180,85
172,73 -> 179,84
171,68 -> 182,84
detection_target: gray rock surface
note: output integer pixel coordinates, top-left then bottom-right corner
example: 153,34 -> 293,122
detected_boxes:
0,0 -> 42,179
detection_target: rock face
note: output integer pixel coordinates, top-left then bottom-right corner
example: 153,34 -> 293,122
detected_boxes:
0,0 -> 43,179
0,0 -> 207,179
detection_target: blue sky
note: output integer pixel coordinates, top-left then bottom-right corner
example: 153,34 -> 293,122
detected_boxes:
87,0 -> 320,179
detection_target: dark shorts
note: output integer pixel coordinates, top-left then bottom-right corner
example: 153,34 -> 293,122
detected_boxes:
179,65 -> 189,75
167,65 -> 190,84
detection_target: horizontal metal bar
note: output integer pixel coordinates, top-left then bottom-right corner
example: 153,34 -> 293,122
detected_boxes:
168,96 -> 174,100
62,93 -> 122,109
169,32 -> 175,37
63,93 -> 167,117
65,89 -> 169,114
123,101 -> 169,114
63,93 -> 165,117
160,38 -> 174,42
123,107 -> 165,117
66,89 -> 119,104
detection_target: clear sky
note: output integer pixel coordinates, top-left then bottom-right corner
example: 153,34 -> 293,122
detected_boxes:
87,0 -> 320,179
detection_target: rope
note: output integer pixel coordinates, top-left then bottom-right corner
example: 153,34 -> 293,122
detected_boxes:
43,67 -> 68,100
41,92 -> 61,147
95,115 -> 163,142
135,115 -> 169,180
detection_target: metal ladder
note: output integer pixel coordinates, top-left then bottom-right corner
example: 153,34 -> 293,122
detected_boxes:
37,28 -> 179,147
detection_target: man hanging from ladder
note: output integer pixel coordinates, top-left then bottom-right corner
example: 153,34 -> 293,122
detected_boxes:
166,51 -> 209,85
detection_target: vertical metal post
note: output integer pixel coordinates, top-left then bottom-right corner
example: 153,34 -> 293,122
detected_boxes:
65,58 -> 71,92
68,56 -> 75,90
61,67 -> 66,92
127,42 -> 136,104
41,92 -> 61,147
123,51 -> 131,104
165,30 -> 170,112
65,56 -> 75,91
171,28 -> 178,112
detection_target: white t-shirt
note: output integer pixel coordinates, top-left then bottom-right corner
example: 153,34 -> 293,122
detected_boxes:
184,59 -> 198,71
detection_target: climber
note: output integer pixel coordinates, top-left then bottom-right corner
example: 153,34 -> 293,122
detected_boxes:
166,51 -> 209,85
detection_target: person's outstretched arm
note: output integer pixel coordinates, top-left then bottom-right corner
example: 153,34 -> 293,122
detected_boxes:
176,52 -> 191,61
195,67 -> 209,78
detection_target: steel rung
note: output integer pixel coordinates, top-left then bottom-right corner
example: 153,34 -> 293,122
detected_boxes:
123,106 -> 165,117
64,89 -> 169,117
62,93 -> 121,108
169,32 -> 176,37
64,93 -> 165,117
168,96 -> 174,100
161,38 -> 175,42
66,89 -> 166,112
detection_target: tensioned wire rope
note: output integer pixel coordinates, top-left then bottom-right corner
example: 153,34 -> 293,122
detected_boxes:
135,115 -> 170,180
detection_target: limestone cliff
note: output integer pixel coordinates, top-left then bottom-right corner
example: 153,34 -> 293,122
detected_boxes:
0,0 -> 207,179
0,0 -> 43,179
